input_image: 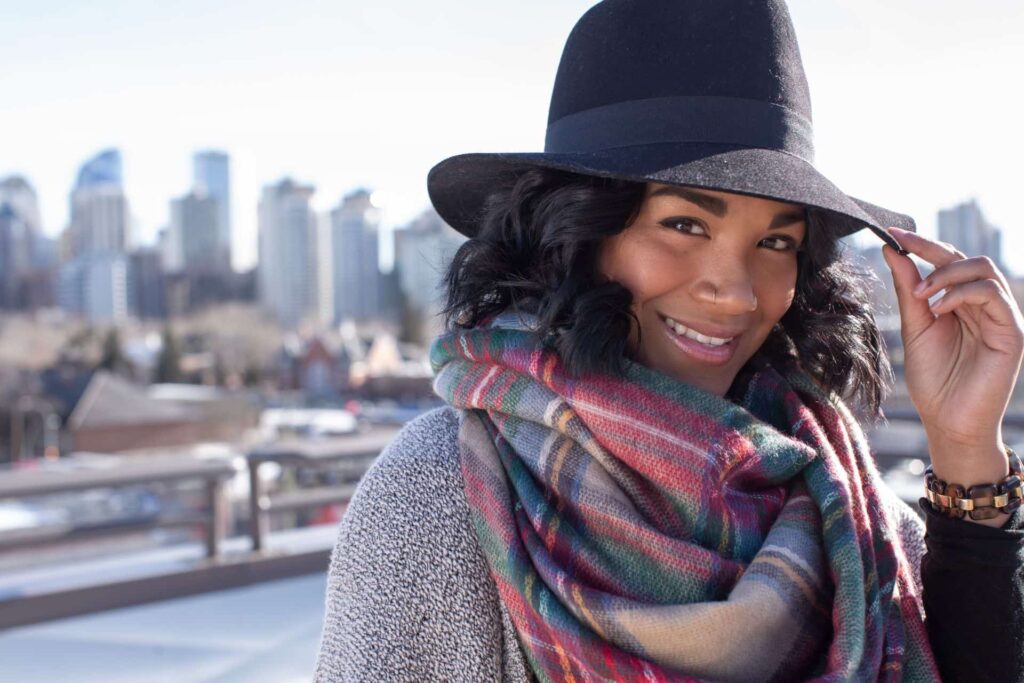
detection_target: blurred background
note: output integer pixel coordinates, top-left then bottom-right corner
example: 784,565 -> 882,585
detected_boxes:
1,1 -> 1022,681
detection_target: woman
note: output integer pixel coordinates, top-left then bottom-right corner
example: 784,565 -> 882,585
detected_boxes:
316,1 -> 1024,680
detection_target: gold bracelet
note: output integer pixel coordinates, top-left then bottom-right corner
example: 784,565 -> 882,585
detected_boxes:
924,446 -> 1023,520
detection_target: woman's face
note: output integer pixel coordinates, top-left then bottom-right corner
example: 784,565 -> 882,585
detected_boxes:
598,183 -> 807,396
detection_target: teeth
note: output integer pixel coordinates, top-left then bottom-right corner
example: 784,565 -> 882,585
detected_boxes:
665,317 -> 733,347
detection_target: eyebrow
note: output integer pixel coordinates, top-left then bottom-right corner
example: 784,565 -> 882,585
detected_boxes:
649,186 -> 806,229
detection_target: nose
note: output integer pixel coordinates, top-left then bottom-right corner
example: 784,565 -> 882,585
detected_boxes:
690,268 -> 758,313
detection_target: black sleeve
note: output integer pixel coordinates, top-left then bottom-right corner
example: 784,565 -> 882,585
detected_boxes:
919,499 -> 1024,683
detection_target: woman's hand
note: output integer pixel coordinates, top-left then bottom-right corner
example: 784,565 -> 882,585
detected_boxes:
882,227 -> 1024,518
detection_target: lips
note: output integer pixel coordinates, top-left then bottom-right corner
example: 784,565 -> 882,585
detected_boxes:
658,314 -> 741,365
658,314 -> 745,341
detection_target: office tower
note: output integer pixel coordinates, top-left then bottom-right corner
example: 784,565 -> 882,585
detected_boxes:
58,253 -> 129,322
31,234 -> 57,270
58,150 -> 131,320
156,225 -> 181,273
192,151 -> 232,270
938,199 -> 1003,271
0,177 -> 41,309
0,176 -> 55,310
325,189 -> 381,324
0,175 -> 42,237
0,205 -> 29,308
66,149 -> 130,258
128,247 -> 166,319
169,190 -> 223,274
394,208 -> 466,311
393,208 -> 466,337
257,178 -> 317,327
0,175 -> 42,276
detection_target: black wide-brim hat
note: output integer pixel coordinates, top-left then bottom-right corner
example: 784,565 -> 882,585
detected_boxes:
428,0 -> 913,251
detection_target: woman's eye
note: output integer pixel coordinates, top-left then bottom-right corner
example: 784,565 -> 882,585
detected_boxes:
660,218 -> 706,236
761,236 -> 799,252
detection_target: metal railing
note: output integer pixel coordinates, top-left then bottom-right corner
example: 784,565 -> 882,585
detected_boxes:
0,455 -> 238,558
0,427 -> 399,629
246,428 -> 396,552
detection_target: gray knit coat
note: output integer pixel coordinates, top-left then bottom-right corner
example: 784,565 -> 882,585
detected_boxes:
314,406 -> 926,682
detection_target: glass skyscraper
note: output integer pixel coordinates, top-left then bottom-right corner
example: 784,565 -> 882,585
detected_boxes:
61,149 -> 130,321
192,150 -> 232,271
75,148 -> 123,189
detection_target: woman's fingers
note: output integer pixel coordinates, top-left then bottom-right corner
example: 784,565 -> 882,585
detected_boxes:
887,227 -> 966,269
929,278 -> 1011,316
883,227 -> 1024,347
929,278 -> 1024,336
913,255 -> 1011,300
881,243 -> 934,337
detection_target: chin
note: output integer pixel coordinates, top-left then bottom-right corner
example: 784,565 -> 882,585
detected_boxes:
657,362 -> 739,397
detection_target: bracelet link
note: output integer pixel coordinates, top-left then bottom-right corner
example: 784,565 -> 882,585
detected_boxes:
924,446 -> 1023,520
965,484 -> 1000,520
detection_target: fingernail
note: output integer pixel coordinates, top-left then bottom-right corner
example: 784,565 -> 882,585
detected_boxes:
913,280 -> 928,295
884,229 -> 910,256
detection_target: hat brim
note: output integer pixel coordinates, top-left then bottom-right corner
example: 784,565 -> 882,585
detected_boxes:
427,144 -> 913,251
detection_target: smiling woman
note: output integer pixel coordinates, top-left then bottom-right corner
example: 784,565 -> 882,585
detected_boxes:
315,1 -> 1024,681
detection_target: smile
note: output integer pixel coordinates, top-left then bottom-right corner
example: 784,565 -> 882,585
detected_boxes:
663,317 -> 734,346
660,316 -> 740,365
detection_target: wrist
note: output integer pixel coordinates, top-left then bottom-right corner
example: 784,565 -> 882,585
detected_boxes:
924,443 -> 1022,529
924,430 -> 1007,487
928,447 -> 1009,492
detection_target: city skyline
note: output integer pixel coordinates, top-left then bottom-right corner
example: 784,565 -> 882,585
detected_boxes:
2,0 -> 1022,273
1,141 -> 471,327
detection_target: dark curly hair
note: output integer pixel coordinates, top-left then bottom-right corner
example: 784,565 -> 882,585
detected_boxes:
441,167 -> 892,419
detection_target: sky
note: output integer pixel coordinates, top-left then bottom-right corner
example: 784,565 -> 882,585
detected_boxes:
2,0 -> 1022,273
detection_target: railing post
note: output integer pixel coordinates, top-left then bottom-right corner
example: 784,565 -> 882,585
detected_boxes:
248,460 -> 268,552
205,477 -> 228,559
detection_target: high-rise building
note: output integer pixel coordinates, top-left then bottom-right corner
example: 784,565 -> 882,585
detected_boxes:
59,150 -> 130,321
0,205 -> 30,308
0,178 -> 40,309
31,233 -> 57,271
325,189 -> 381,324
156,225 -> 181,273
258,178 -> 318,327
58,253 -> 129,322
169,190 -> 223,274
938,199 -> 1003,271
393,208 -> 466,339
192,151 -> 232,270
128,247 -> 166,319
75,148 -> 121,187
161,182 -> 240,316
0,175 -> 42,237
66,149 -> 129,258
0,176 -> 55,310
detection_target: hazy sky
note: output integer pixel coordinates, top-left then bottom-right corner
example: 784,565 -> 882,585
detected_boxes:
2,0 -> 1022,273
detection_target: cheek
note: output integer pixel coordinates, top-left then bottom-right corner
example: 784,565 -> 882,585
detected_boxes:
756,265 -> 798,320
600,233 -> 683,302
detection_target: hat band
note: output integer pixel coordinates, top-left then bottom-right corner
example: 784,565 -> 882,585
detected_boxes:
544,95 -> 815,162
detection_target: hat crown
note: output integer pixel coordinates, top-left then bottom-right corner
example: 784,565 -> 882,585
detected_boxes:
427,0 -> 916,245
547,0 -> 812,127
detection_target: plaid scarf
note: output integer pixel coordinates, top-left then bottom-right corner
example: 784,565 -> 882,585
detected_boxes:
430,310 -> 939,682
